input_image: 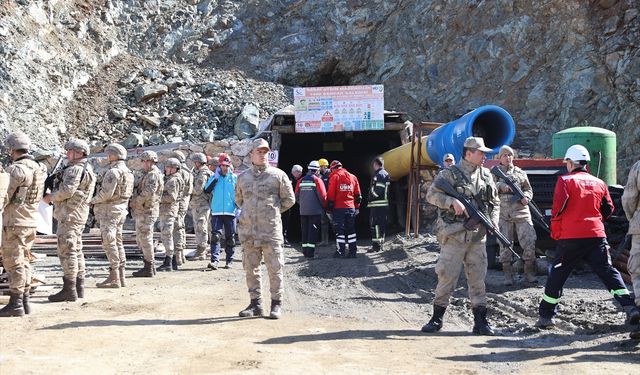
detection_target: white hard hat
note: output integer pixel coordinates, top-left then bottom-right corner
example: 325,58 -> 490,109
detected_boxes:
564,144 -> 590,163
307,160 -> 320,170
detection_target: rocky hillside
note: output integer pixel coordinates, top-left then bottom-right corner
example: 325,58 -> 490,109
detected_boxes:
1,0 -> 638,181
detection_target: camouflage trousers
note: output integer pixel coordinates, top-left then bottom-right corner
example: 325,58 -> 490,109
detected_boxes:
242,242 -> 284,301
174,198 -> 190,251
499,217 -> 537,263
135,215 -> 158,262
434,236 -> 487,308
160,215 -> 176,257
1,226 -> 36,295
97,213 -> 126,270
629,235 -> 640,306
56,220 -> 86,279
190,204 -> 210,249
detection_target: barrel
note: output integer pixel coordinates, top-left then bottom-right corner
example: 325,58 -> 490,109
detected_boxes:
382,105 -> 516,180
552,126 -> 616,185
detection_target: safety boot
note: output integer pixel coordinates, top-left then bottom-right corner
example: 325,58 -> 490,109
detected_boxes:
631,327 -> 640,340
76,276 -> 85,298
23,291 -> 31,315
119,266 -> 126,287
48,277 -> 78,302
269,300 -> 282,319
239,299 -> 264,317
188,245 -> 206,261
0,292 -> 25,317
535,316 -> 556,329
96,268 -> 120,288
421,304 -> 446,333
132,261 -> 154,277
172,255 -> 178,270
623,305 -> 640,325
502,262 -> 514,286
524,261 -> 537,283
472,306 -> 495,336
157,256 -> 173,272
367,243 -> 380,253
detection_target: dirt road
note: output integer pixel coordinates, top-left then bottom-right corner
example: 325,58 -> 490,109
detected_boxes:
1,236 -> 639,374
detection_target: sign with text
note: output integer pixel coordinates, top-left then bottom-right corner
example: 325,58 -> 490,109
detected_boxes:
293,85 -> 385,133
267,150 -> 279,167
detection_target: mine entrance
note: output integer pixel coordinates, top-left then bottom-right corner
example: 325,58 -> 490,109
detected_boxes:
278,130 -> 405,243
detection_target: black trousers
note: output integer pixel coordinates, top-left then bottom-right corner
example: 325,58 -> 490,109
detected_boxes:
300,215 -> 321,258
539,237 -> 634,319
369,206 -> 388,249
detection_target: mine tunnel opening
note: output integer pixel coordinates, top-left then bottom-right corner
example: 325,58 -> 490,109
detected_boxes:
278,130 -> 405,243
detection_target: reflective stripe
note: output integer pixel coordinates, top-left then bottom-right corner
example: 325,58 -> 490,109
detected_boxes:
299,182 -> 316,187
302,243 -> 315,248
368,200 -> 388,207
375,183 -> 387,188
542,294 -> 559,304
610,288 -> 630,296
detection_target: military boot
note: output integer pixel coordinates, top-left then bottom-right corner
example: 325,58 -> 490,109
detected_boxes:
188,245 -> 206,261
239,299 -> 264,317
96,268 -> 120,288
132,261 -> 154,277
524,261 -> 537,283
119,266 -> 127,287
421,305 -> 446,333
151,259 -> 157,275
623,305 -> 640,325
48,277 -> 78,302
175,250 -> 184,266
472,306 -> 495,336
0,292 -> 25,317
76,276 -> 85,298
630,327 -> 640,340
172,255 -> 179,270
269,300 -> 282,319
502,262 -> 514,286
23,291 -> 31,315
157,256 -> 173,272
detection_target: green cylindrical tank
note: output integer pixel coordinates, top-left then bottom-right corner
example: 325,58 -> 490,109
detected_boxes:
552,126 -> 616,185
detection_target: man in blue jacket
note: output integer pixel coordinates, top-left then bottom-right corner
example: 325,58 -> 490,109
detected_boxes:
204,153 -> 237,270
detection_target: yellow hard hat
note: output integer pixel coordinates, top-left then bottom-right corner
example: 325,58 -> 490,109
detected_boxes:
318,158 -> 329,167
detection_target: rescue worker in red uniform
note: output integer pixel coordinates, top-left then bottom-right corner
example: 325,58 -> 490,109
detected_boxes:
536,145 -> 640,328
295,160 -> 327,258
326,160 -> 361,258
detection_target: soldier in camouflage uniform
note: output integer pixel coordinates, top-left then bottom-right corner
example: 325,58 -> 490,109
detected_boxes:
622,158 -> 640,339
157,158 -> 183,272
172,150 -> 193,265
0,165 -> 9,246
493,145 -> 537,285
0,132 -> 47,317
235,138 -> 295,319
91,143 -> 134,289
421,137 -> 500,336
188,152 -> 212,260
45,139 -> 96,302
130,151 -> 163,277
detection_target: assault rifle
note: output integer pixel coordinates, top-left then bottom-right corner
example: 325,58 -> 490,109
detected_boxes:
43,156 -> 66,196
434,177 -> 520,260
490,166 -> 551,234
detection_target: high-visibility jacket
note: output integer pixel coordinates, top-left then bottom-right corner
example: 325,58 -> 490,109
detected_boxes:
550,168 -> 613,240
367,167 -> 389,208
295,172 -> 327,216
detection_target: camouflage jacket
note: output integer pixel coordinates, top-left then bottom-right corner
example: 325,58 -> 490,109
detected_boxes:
160,172 -> 183,218
493,164 -> 533,221
0,168 -> 9,214
426,158 -> 500,244
622,160 -> 640,235
178,164 -> 194,203
3,155 -> 47,227
235,164 -> 295,246
51,158 -> 96,224
131,165 -> 163,217
189,165 -> 212,209
91,160 -> 134,218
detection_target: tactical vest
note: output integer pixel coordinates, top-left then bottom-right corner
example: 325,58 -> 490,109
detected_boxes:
12,159 -> 46,205
118,169 -> 135,199
440,165 -> 493,224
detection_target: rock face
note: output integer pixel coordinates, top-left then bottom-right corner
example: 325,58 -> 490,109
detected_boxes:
1,0 -> 638,181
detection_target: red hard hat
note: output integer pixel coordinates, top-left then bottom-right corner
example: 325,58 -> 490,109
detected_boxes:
330,160 -> 342,169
